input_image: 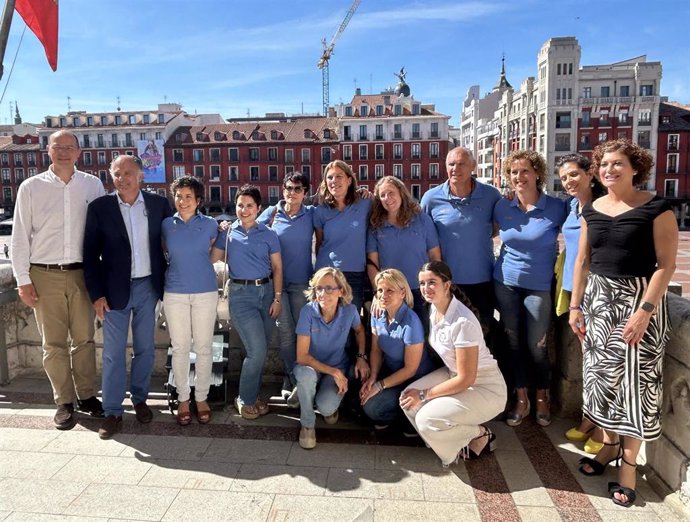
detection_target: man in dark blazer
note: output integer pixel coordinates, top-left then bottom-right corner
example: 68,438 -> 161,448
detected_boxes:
83,155 -> 172,439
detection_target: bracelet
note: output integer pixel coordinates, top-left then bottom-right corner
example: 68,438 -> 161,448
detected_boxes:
356,352 -> 368,361
569,305 -> 582,311
273,299 -> 281,303
376,380 -> 386,391
275,292 -> 282,295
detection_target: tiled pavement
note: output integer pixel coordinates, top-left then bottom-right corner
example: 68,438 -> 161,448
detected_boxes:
0,376 -> 688,522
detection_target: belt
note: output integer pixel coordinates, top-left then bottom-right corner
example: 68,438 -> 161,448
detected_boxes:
231,276 -> 271,286
30,263 -> 83,271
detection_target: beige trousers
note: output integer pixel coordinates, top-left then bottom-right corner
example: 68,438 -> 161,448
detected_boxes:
30,266 -> 97,404
403,364 -> 507,465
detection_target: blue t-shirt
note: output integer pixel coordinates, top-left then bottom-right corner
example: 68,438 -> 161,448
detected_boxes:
314,197 -> 372,272
561,197 -> 582,292
370,303 -> 433,378
258,202 -> 314,285
421,180 -> 501,284
295,301 -> 361,371
162,213 -> 219,294
366,212 -> 439,290
214,221 -> 280,280
493,194 -> 568,291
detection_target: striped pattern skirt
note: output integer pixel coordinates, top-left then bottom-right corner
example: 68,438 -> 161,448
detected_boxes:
581,273 -> 669,441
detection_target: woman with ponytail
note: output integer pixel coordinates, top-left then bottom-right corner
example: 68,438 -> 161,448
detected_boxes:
400,261 -> 506,467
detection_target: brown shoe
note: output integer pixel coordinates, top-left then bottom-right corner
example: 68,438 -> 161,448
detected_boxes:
54,403 -> 76,430
133,402 -> 153,424
77,396 -> 105,418
98,415 -> 122,439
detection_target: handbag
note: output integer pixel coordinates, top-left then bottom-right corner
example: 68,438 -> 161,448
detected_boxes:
216,228 -> 231,322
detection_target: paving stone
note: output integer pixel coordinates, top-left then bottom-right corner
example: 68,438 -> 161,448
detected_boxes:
516,506 -> 563,521
420,468 -> 476,503
162,489 -> 273,521
230,463 -> 328,496
63,483 -> 178,520
0,450 -> 72,479
325,468 -> 424,500
269,494 -> 374,521
374,498 -> 481,521
596,509 -> 665,522
495,447 -> 554,507
0,478 -> 87,514
0,511 -> 10,521
51,455 -> 152,485
119,434 -> 211,461
375,445 -> 440,472
138,459 -> 239,490
3,514 -> 107,521
202,437 -> 292,465
287,442 -> 376,469
0,427 -> 59,452
41,431 -> 134,456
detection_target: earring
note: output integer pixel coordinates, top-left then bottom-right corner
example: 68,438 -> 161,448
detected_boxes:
633,171 -> 638,176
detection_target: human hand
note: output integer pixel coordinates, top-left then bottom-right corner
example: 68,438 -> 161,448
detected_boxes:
218,220 -> 231,232
622,308 -> 652,346
360,379 -> 381,406
356,186 -> 373,199
269,300 -> 282,319
18,283 -> 38,308
370,296 -> 383,318
399,388 -> 425,411
355,357 -> 370,380
332,369 -> 348,395
568,309 -> 585,344
94,297 -> 110,321
359,376 -> 375,403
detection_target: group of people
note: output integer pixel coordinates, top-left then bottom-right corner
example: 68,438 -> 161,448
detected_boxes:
11,130 -> 678,508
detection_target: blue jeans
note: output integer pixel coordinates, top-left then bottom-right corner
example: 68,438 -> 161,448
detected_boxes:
102,276 -> 158,417
275,282 -> 308,386
294,364 -> 345,428
229,281 -> 274,405
494,281 -> 552,390
362,384 -> 406,424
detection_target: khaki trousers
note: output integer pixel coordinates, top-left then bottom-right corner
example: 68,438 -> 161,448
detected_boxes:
30,266 -> 97,404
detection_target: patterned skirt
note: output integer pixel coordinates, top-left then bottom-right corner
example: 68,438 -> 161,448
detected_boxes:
581,273 -> 669,441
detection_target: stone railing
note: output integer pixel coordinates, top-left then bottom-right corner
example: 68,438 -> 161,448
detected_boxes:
1,262 -> 688,508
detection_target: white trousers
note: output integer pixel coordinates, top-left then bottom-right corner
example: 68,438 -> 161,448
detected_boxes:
402,364 -> 507,465
163,291 -> 218,403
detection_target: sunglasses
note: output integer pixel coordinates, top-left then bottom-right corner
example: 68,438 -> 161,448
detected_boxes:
284,185 -> 304,193
315,285 -> 340,294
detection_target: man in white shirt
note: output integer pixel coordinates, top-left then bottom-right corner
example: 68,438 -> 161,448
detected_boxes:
11,130 -> 106,430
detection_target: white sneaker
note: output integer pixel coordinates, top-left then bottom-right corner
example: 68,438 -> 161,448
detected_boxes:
299,426 -> 316,449
286,386 -> 300,408
323,410 -> 339,425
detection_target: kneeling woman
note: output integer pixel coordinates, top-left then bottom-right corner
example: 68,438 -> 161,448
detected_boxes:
401,261 -> 507,466
294,267 -> 369,449
360,269 -> 435,428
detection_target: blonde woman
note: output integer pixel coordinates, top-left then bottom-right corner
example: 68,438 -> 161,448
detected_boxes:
294,267 -> 369,449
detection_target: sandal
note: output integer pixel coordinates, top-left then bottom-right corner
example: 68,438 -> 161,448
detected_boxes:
565,425 -> 595,442
255,399 -> 270,416
535,395 -> 551,427
506,398 -> 530,427
608,458 -> 637,507
196,401 -> 212,424
578,441 -> 621,476
461,425 -> 496,460
176,400 -> 192,426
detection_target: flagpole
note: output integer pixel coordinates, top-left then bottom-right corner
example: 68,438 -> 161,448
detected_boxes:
0,0 -> 16,81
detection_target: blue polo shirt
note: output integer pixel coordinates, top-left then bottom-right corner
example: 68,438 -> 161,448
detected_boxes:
366,212 -> 439,290
296,301 -> 361,371
163,213 -> 219,294
314,197 -> 372,272
421,180 -> 501,284
214,221 -> 280,280
493,194 -> 567,291
561,197 -> 582,292
371,303 -> 433,378
258,202 -> 314,285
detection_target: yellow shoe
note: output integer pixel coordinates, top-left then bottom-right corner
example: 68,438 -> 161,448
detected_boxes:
565,426 -> 593,442
584,437 -> 604,454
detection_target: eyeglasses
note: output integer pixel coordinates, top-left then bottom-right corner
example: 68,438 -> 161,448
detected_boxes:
50,145 -> 78,152
284,185 -> 304,193
314,285 -> 340,294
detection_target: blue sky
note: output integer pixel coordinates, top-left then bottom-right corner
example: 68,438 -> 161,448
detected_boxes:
5,0 -> 690,126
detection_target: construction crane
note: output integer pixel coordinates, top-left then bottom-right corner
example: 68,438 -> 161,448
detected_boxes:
317,0 -> 361,116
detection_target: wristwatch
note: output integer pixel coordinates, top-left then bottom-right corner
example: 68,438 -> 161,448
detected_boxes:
419,389 -> 427,403
356,352 -> 369,362
640,301 -> 655,313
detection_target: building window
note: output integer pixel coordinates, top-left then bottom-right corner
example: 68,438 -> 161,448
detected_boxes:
343,145 -> 352,161
210,165 -> 220,181
598,132 -> 608,143
579,134 -> 591,150
393,164 -> 402,178
250,166 -> 260,181
555,133 -> 570,151
111,133 -> 119,147
343,125 -> 351,141
375,124 -> 383,140
229,166 -> 238,181
411,184 -> 421,201
430,163 -> 439,179
393,143 -> 402,160
430,122 -> 439,138
411,143 -> 421,159
619,111 -> 629,125
638,110 -> 651,126
539,113 -> 545,131
139,133 -> 147,141
269,186 -> 280,205
599,111 -> 610,127
114,115 -> 122,125
83,152 -> 92,166
324,129 -> 331,139
86,115 -> 94,126
158,114 -> 165,124
208,186 -> 221,202
411,164 -> 420,180
98,151 -> 106,165
359,144 -> 368,160
83,135 -> 91,148
269,165 -> 278,181
600,86 -> 610,97
302,165 -> 310,177
412,104 -> 420,115
667,154 -> 679,174
301,148 -> 310,163
265,147 -> 276,161
668,134 -> 679,151
555,112 -> 571,129
3,187 -> 12,201
194,165 -> 204,178
285,165 -> 294,175
143,114 -> 150,124
620,85 -> 630,97
358,165 -> 368,181
665,179 -> 678,198
375,144 -> 384,160
28,167 -> 37,177
375,164 -> 384,179
173,166 -> 185,179
637,130 -> 651,149
229,147 -> 239,162
345,106 -> 353,117
360,105 -> 368,117
393,124 -> 402,139
359,125 -> 367,140
170,149 -> 182,162
640,85 -> 654,96
210,148 -> 221,162
583,87 -> 591,99
321,147 -> 332,163
193,149 -> 203,162
394,105 -> 402,116
376,105 -> 383,116
249,148 -> 259,161
412,123 -> 420,139
285,149 -> 294,163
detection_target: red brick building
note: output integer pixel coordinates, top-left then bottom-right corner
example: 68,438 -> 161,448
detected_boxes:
165,116 -> 338,214
656,102 -> 690,228
0,130 -> 41,216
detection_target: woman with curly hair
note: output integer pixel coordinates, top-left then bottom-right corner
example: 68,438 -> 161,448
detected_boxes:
569,139 -> 678,507
493,150 -> 567,427
367,176 -> 441,326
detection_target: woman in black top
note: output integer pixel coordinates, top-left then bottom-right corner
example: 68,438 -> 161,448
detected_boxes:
569,139 -> 678,508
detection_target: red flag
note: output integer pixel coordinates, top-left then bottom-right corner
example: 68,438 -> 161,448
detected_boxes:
15,0 -> 58,71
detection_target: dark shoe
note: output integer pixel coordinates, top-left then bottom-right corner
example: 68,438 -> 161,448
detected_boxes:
133,402 -> 153,424
98,415 -> 122,439
195,401 -> 212,424
608,458 -> 638,507
176,400 -> 192,426
54,403 -> 76,430
77,396 -> 104,418
579,441 -> 622,476
466,426 -> 497,459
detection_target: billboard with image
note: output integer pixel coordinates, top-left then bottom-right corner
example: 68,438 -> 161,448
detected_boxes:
138,139 -> 165,183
